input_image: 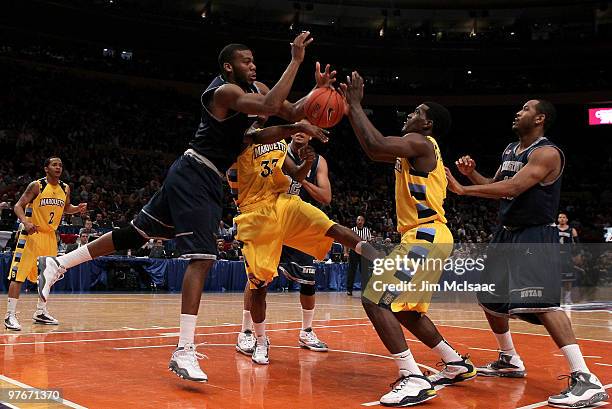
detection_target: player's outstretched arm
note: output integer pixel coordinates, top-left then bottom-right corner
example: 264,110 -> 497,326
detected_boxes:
14,181 -> 40,234
63,186 -> 87,215
446,146 -> 561,199
341,71 -> 426,163
245,121 -> 328,145
216,32 -> 313,117
455,155 -> 497,185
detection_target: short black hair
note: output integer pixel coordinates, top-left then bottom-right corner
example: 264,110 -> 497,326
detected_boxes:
535,100 -> 556,132
423,101 -> 452,138
44,157 -> 61,167
218,43 -> 250,73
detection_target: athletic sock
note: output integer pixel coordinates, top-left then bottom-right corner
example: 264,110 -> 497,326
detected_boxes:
241,310 -> 253,332
432,340 -> 462,363
494,331 -> 518,357
57,245 -> 92,269
254,321 -> 266,344
560,344 -> 589,373
302,308 -> 314,330
392,349 -> 422,376
7,298 -> 18,315
178,314 -> 197,348
36,299 -> 47,312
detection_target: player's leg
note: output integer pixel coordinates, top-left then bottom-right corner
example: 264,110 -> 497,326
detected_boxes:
537,309 -> 608,406
298,282 -> 328,352
5,228 -> 32,330
167,157 -> 224,382
236,282 -> 256,355
32,232 -> 60,325
5,280 -> 23,331
346,250 -> 359,296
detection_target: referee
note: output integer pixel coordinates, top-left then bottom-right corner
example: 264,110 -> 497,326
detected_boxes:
345,215 -> 372,296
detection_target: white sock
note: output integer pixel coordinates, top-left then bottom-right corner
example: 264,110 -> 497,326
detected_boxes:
57,245 -> 92,269
494,331 -> 518,356
178,314 -> 197,348
253,321 -> 266,344
36,299 -> 47,312
302,308 -> 314,330
432,340 -> 462,363
392,349 -> 422,376
560,344 -> 589,373
7,298 -> 18,315
242,310 -> 253,332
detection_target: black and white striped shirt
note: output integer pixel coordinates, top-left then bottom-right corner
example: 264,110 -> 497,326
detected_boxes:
352,226 -> 372,242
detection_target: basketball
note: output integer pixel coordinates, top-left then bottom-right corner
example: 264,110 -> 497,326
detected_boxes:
304,87 -> 345,128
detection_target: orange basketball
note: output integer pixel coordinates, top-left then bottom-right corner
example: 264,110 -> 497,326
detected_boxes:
304,87 -> 345,128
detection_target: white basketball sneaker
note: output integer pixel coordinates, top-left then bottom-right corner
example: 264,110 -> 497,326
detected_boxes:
298,328 -> 328,352
379,374 -> 437,407
168,343 -> 208,382
252,337 -> 270,365
4,313 -> 21,331
33,309 -> 59,325
37,256 -> 66,302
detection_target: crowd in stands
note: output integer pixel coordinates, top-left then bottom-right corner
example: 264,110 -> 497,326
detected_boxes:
1,58 -> 611,265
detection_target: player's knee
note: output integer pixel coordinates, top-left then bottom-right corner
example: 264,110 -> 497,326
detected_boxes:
300,283 -> 316,296
111,225 -> 147,250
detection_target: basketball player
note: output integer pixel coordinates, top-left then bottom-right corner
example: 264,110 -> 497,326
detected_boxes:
228,119 -> 380,365
4,157 -> 86,331
341,72 -> 475,406
37,32 -> 334,382
236,122 -> 332,356
446,100 -> 607,408
557,212 -> 578,305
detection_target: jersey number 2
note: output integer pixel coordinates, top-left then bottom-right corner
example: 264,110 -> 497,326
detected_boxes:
260,159 -> 279,177
48,212 -> 55,224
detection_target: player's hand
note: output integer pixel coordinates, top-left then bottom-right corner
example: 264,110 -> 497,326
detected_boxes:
23,221 -> 38,234
445,167 -> 466,195
78,203 -> 88,214
339,71 -> 364,107
455,155 -> 476,176
298,145 -> 316,163
290,31 -> 313,64
315,62 -> 337,88
294,122 -> 329,143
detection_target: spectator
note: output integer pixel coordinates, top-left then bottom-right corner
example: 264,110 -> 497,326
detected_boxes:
216,239 -> 228,260
226,240 -> 243,261
79,219 -> 97,237
149,239 -> 166,259
67,232 -> 89,253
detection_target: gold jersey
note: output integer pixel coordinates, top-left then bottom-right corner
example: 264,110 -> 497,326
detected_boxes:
27,178 -> 68,233
394,136 -> 447,232
227,140 -> 291,212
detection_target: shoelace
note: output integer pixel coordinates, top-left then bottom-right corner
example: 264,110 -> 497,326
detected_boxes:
52,266 -> 67,285
389,376 -> 410,392
557,374 -> 578,395
303,331 -> 318,343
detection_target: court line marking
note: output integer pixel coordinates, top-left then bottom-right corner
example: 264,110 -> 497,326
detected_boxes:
439,324 -> 612,343
554,354 -> 603,359
0,375 -> 87,409
0,322 -> 373,347
516,384 -> 612,409
596,363 -> 612,367
0,317 -> 369,337
0,402 -> 20,409
469,347 -> 499,352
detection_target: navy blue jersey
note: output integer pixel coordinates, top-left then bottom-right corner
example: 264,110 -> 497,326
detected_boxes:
495,137 -> 564,227
557,226 -> 576,245
286,144 -> 319,205
190,76 -> 260,173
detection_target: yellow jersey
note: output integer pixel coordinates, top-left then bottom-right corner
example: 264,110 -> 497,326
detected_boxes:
227,140 -> 291,212
394,136 -> 447,232
27,178 -> 68,233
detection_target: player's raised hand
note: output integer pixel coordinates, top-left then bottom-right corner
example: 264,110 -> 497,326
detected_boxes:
298,145 -> 316,163
315,62 -> 337,88
295,122 -> 329,143
290,31 -> 313,64
445,167 -> 465,195
339,71 -> 364,107
455,155 -> 476,176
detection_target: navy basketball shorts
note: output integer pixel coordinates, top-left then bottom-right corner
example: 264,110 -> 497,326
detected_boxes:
478,224 -> 562,325
278,245 -> 317,287
132,154 -> 223,259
